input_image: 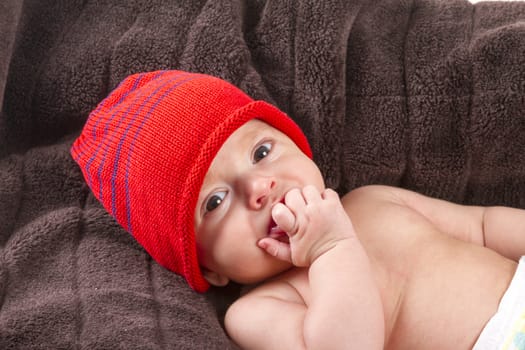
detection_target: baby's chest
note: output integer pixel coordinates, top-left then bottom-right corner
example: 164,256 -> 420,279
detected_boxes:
353,218 -> 488,348
376,242 -> 512,349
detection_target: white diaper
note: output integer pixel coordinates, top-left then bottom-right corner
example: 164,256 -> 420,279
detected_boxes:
473,257 -> 525,350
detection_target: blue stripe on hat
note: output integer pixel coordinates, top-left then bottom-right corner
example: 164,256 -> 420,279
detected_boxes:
91,73 -> 146,140
83,71 -> 167,191
109,74 -> 195,229
72,72 -> 147,163
105,72 -> 187,218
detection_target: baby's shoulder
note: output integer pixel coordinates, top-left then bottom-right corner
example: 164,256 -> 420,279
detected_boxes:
340,185 -> 437,234
341,185 -> 410,215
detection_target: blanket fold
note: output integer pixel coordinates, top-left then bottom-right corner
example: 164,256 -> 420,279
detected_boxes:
1,0 -> 525,348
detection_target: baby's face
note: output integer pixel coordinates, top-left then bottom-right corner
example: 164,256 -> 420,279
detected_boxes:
194,119 -> 324,286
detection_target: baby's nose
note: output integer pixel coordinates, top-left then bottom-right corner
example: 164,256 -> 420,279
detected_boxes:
244,175 -> 276,210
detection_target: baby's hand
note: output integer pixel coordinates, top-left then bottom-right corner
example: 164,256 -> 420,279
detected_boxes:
258,185 -> 356,267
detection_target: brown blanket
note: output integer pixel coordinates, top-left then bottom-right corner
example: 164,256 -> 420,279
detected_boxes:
1,0 -> 525,348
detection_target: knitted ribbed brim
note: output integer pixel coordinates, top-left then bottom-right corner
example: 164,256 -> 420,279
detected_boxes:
71,70 -> 312,292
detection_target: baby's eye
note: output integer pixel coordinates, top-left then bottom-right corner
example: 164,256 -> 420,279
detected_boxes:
205,191 -> 227,213
253,142 -> 272,163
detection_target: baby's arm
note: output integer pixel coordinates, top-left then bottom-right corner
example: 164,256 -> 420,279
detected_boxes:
481,206 -> 525,261
347,185 -> 525,261
225,282 -> 311,349
226,186 -> 384,350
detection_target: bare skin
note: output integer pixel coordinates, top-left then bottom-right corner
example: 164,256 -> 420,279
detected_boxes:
194,120 -> 525,350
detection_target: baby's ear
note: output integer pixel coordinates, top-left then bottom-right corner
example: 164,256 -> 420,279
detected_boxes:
202,268 -> 229,287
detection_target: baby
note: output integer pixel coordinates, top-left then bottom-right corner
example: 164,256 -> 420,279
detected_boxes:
72,70 -> 525,349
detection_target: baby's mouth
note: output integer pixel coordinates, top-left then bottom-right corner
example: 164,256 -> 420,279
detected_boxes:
268,218 -> 289,243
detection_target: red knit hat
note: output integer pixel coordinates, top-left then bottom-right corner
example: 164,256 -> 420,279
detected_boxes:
71,70 -> 312,292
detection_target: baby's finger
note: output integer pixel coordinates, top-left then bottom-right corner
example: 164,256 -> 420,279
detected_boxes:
258,237 -> 292,263
302,185 -> 322,204
322,188 -> 339,200
272,203 -> 296,234
283,188 -> 306,212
